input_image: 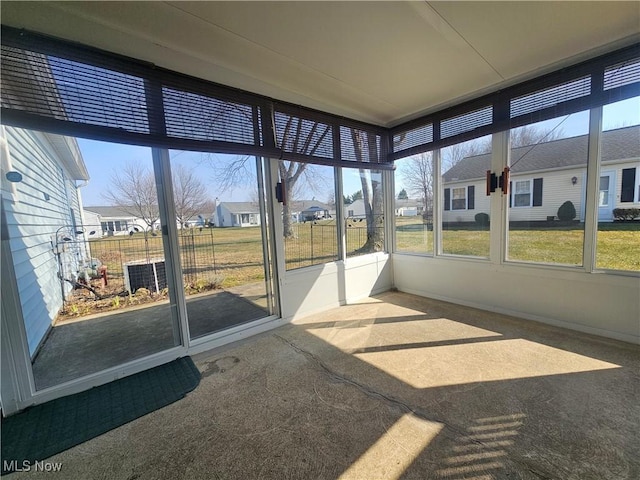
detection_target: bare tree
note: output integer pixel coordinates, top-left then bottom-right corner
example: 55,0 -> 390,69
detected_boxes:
399,152 -> 434,221
396,125 -> 565,223
510,124 -> 563,148
103,162 -> 159,230
442,137 -> 491,171
172,164 -> 210,228
351,130 -> 384,253
206,116 -> 331,238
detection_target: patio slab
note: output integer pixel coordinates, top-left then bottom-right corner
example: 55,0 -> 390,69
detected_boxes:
32,288 -> 268,390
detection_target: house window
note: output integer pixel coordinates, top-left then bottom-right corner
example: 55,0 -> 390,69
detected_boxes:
441,135 -> 491,258
507,111 -> 588,266
451,188 -> 466,210
240,213 -> 250,224
348,209 -> 354,217
513,180 -> 532,207
344,168 -> 384,258
394,153 -> 434,255
597,96 -> 640,271
599,176 -> 611,206
283,162 -> 339,269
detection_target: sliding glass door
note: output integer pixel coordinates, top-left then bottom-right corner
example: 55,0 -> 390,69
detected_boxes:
168,151 -> 277,340
1,128 -> 183,391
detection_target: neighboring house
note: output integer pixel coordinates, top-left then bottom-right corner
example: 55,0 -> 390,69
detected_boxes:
1,125 -> 89,356
442,126 -> 640,223
83,206 -> 144,236
395,199 -> 424,216
215,202 -> 261,227
290,200 -> 332,222
345,199 -> 366,218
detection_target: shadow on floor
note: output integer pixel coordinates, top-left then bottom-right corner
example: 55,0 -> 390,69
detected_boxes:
17,292 -> 640,480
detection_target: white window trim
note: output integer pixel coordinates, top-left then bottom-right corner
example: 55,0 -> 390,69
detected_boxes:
451,186 -> 467,210
1,126 -> 19,202
511,178 -> 533,208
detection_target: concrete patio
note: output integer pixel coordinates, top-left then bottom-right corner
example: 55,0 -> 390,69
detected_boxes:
33,286 -> 269,390
13,291 -> 640,479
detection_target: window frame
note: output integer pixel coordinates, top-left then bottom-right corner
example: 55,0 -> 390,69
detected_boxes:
451,187 -> 467,210
512,179 -> 533,208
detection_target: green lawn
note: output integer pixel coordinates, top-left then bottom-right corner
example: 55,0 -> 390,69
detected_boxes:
89,220 -> 376,292
89,218 -> 639,296
395,216 -> 640,271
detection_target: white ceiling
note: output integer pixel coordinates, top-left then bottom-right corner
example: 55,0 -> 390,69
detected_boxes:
2,1 -> 639,127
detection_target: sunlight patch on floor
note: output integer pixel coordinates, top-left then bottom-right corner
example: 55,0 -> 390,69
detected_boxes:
352,338 -> 620,388
338,413 -> 443,480
437,413 -> 527,478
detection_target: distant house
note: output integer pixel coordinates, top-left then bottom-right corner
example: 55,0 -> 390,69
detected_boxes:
2,126 -> 89,356
215,202 -> 261,227
290,200 -> 332,222
83,206 -> 144,236
345,199 -> 366,218
395,199 -> 424,217
442,126 -> 640,223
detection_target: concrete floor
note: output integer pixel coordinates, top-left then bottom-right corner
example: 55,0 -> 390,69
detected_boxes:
13,291 -> 640,479
33,287 -> 268,390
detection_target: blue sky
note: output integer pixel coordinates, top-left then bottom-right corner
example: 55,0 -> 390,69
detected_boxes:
78,97 -> 639,206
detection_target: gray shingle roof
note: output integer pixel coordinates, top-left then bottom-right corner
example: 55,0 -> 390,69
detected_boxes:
219,202 -> 260,214
442,125 -> 640,182
291,200 -> 331,212
84,206 -> 140,218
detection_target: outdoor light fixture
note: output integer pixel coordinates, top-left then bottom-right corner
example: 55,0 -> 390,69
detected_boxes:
5,171 -> 22,182
571,176 -> 578,185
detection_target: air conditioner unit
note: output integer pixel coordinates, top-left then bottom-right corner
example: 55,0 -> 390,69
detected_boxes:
123,258 -> 167,294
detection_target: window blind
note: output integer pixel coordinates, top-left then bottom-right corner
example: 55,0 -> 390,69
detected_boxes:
0,26 -> 391,170
0,26 -> 637,167
391,43 -> 639,160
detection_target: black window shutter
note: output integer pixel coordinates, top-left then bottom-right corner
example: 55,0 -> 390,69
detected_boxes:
621,168 -> 636,202
533,178 -> 543,206
509,182 -> 512,208
444,188 -> 450,211
467,185 -> 475,210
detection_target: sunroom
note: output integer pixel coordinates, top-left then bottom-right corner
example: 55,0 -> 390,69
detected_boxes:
0,2 -> 638,478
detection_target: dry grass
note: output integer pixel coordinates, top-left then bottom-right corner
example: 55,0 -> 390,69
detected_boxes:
395,216 -> 640,270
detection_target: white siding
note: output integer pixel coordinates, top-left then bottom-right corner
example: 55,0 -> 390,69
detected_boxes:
2,127 -> 85,355
443,167 -> 588,223
443,181 -> 489,223
509,168 -> 585,221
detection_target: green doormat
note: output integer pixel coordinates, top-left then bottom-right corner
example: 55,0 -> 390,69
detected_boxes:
1,356 -> 200,475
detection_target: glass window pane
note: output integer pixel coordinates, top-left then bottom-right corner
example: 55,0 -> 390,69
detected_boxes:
394,153 -> 433,255
506,111 -> 589,265
597,97 -> 640,271
343,168 -> 385,257
441,135 -> 491,257
1,128 -> 182,390
171,151 -> 274,338
279,162 -> 338,270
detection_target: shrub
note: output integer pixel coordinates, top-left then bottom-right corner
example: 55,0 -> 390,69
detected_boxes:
557,201 -> 577,221
474,212 -> 490,227
613,208 -> 640,221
